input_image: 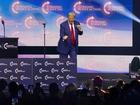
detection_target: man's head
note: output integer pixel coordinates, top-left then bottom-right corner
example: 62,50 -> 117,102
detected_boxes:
93,75 -> 103,89
68,12 -> 75,24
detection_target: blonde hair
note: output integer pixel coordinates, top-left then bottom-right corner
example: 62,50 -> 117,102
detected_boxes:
67,12 -> 76,17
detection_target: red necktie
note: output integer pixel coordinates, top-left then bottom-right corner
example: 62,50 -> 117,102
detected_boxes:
70,23 -> 75,46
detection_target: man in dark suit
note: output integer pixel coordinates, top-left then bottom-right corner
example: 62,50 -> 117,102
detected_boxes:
57,12 -> 83,59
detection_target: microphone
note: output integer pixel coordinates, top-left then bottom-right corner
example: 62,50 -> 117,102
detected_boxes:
1,20 -> 5,25
43,23 -> 46,28
1,19 -> 5,38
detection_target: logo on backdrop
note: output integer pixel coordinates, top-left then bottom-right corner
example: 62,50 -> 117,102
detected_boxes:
86,16 -> 107,29
24,16 -> 39,29
4,68 -> 12,74
61,68 -> 70,73
15,68 -> 25,74
34,75 -> 42,81
42,1 -> 63,14
10,61 -> 18,67
0,43 -> 18,50
56,61 -> 64,66
39,68 -> 49,74
56,75 -> 64,80
0,77 -> 8,80
103,1 -> 124,15
44,75 -> 55,80
44,61 -> 54,66
12,1 -> 39,14
66,61 -> 76,66
40,82 -> 49,87
0,59 -> 77,89
20,75 -> 31,81
61,81 -> 69,87
34,61 -> 42,67
10,75 -> 18,81
73,1 -> 101,14
66,74 -> 76,80
56,16 -> 66,27
20,61 -> 31,67
103,1 -> 112,15
50,68 -> 58,74
0,63 -> 7,66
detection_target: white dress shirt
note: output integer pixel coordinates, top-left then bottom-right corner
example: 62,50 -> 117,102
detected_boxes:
68,22 -> 75,37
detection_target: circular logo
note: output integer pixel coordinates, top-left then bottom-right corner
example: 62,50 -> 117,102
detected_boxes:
103,1 -> 112,15
12,1 -> 20,14
42,1 -> 50,14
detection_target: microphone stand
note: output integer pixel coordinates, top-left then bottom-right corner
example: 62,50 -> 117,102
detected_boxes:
1,20 -> 5,38
3,24 -> 5,38
43,23 -> 46,59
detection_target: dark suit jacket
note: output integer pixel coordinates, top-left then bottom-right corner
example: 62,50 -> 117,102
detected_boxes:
57,20 -> 83,54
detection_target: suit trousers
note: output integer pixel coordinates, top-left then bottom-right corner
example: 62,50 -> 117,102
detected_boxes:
59,46 -> 77,59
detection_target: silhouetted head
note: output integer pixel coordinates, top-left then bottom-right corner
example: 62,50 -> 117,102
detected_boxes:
64,83 -> 77,93
18,84 -> 26,92
8,81 -> 18,96
116,79 -> 125,88
130,79 -> 140,90
35,82 -> 41,88
93,76 -> 103,89
0,79 -> 7,91
49,82 -> 59,95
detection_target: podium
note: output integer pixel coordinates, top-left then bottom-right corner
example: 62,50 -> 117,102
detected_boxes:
0,38 -> 18,58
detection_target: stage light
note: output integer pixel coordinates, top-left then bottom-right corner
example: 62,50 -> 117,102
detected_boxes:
94,0 -> 140,23
110,0 -> 140,23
